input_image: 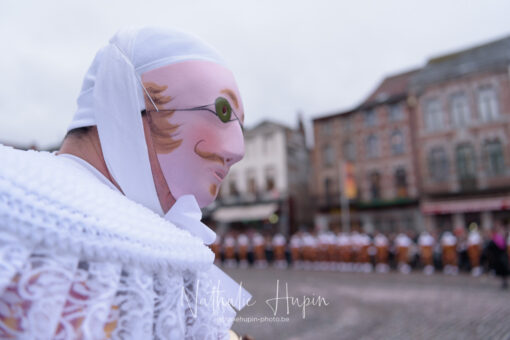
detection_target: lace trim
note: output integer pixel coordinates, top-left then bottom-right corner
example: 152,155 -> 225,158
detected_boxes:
0,145 -> 213,272
0,232 -> 233,339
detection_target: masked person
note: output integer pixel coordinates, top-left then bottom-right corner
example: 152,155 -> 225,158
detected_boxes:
418,231 -> 435,275
237,232 -> 249,268
252,232 -> 267,269
441,231 -> 459,275
337,232 -> 352,272
289,232 -> 303,269
467,226 -> 482,276
374,233 -> 390,273
272,232 -> 287,269
0,27 -> 251,339
223,233 -> 238,268
395,233 -> 412,274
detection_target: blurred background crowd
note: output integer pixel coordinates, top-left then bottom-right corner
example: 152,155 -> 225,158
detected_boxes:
211,222 -> 510,287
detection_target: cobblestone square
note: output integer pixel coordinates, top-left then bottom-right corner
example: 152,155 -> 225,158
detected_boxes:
226,267 -> 510,340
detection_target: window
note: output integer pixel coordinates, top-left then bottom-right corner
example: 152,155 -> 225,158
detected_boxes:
389,103 -> 403,122
247,169 -> 257,195
322,144 -> 335,167
343,140 -> 356,161
423,98 -> 442,131
390,130 -> 405,155
324,177 -> 333,205
324,177 -> 332,195
478,86 -> 499,122
369,171 -> 381,200
366,134 -> 379,158
322,122 -> 332,135
484,140 -> 505,176
364,109 -> 377,127
394,167 -> 408,198
450,92 -> 470,127
265,167 -> 276,191
456,144 -> 476,180
343,117 -> 353,132
245,138 -> 255,158
428,147 -> 449,182
229,180 -> 239,196
262,133 -> 273,154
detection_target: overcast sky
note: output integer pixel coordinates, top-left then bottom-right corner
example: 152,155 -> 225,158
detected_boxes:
1,0 -> 509,148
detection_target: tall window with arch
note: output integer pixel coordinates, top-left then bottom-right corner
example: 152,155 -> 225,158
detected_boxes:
390,130 -> 405,155
478,86 -> 499,122
324,177 -> 333,205
483,139 -> 506,176
428,147 -> 449,182
456,143 -> 477,190
343,139 -> 356,162
423,98 -> 443,132
388,103 -> 403,122
366,134 -> 379,158
369,171 -> 381,200
394,167 -> 408,198
364,108 -> 377,127
450,92 -> 470,127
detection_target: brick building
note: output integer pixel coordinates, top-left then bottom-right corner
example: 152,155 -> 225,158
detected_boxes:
412,36 -> 510,231
312,35 -> 510,234
312,69 -> 422,233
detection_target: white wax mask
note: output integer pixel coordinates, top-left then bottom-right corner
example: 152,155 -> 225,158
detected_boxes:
142,60 -> 245,208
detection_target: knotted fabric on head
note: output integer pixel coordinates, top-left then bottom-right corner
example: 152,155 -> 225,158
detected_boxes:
68,27 -> 227,215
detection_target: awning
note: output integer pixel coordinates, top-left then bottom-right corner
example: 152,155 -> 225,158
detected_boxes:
421,196 -> 510,214
212,203 -> 278,223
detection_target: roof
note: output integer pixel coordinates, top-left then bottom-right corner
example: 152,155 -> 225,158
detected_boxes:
360,68 -> 420,108
312,107 -> 357,123
411,35 -> 510,92
244,119 -> 292,137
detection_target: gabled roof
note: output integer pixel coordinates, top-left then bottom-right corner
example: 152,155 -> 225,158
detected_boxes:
411,35 -> 510,91
312,107 -> 357,123
244,119 -> 292,137
360,68 -> 420,109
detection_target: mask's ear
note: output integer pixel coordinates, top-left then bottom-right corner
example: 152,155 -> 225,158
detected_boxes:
93,43 -> 163,215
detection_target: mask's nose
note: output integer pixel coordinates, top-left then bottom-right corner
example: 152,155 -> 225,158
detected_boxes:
219,122 -> 245,167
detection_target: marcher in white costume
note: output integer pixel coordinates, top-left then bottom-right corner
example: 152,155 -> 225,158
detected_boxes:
236,233 -> 249,269
418,231 -> 435,275
374,233 -> 390,273
467,227 -> 482,276
289,232 -> 303,269
441,231 -> 458,275
395,233 -> 412,274
272,233 -> 287,269
0,27 -> 250,339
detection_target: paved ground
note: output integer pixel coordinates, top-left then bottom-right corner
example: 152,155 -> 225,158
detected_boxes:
224,267 -> 510,340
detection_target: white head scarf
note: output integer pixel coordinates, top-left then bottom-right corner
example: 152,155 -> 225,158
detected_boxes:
68,26 -> 226,215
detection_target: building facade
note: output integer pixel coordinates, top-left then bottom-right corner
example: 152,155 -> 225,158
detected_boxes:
312,70 -> 422,233
312,35 -> 510,234
412,36 -> 510,232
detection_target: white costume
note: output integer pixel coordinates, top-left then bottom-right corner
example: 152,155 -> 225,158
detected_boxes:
467,229 -> 482,276
395,233 -> 412,274
441,232 -> 458,275
418,232 -> 435,275
374,234 -> 389,273
272,233 -> 287,269
0,27 -> 250,339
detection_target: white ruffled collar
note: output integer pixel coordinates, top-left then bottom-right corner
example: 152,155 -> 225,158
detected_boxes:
57,150 -> 252,310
